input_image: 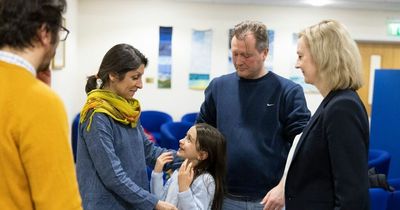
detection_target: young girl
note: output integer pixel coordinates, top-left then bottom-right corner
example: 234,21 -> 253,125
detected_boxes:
151,123 -> 226,210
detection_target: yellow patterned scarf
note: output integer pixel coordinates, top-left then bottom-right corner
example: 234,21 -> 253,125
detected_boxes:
80,89 -> 141,131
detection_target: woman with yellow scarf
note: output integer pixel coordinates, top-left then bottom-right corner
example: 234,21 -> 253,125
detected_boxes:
76,44 -> 178,210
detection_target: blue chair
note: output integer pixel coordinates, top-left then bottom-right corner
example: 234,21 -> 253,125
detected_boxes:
388,178 -> 400,210
147,166 -> 153,181
160,122 -> 192,150
370,188 -> 390,210
181,112 -> 198,125
369,149 -> 391,176
71,113 -> 80,163
140,110 -> 173,143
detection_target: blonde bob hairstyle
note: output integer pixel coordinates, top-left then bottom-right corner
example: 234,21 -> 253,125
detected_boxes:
299,20 -> 363,91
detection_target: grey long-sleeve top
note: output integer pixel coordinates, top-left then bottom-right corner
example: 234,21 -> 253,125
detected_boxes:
76,112 -> 174,210
151,170 -> 215,210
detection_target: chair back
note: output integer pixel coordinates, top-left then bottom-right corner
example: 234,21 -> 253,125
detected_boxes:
181,112 -> 198,125
71,113 -> 80,162
160,122 -> 192,150
369,149 -> 392,176
140,110 -> 173,142
387,178 -> 400,210
369,188 -> 390,210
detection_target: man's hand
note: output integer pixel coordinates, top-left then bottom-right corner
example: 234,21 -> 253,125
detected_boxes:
154,152 -> 174,173
260,181 -> 285,210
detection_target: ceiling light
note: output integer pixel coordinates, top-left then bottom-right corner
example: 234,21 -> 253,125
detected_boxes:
305,0 -> 332,7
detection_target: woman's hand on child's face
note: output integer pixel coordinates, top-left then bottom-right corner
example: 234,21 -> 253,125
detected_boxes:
178,159 -> 194,192
155,200 -> 178,210
154,152 -> 174,173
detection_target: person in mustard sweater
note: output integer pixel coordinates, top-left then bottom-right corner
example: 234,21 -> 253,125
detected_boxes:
0,0 -> 82,210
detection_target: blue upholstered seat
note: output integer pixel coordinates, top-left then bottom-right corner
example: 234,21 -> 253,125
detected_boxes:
160,122 -> 192,150
388,178 -> 400,210
370,188 -> 390,210
180,112 -> 198,125
71,113 -> 80,163
369,149 -> 391,176
140,110 -> 173,143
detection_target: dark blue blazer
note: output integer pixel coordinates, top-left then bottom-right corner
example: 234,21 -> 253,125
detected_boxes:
285,89 -> 370,210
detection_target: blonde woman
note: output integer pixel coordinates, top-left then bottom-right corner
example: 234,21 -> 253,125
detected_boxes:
284,20 -> 369,209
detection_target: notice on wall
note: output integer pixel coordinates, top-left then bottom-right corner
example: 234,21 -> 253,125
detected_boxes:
189,29 -> 212,90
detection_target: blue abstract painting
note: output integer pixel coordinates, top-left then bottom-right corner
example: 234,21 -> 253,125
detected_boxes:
158,26 -> 173,88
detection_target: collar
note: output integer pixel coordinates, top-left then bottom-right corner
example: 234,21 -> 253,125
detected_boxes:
0,50 -> 36,76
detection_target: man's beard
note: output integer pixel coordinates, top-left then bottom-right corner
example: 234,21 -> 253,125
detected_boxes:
37,44 -> 56,72
36,44 -> 56,86
37,62 -> 50,72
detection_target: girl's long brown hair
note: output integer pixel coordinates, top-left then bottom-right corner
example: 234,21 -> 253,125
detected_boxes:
193,123 -> 226,210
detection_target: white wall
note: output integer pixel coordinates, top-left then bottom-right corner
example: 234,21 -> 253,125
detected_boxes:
55,0 -> 400,122
51,0 -> 80,125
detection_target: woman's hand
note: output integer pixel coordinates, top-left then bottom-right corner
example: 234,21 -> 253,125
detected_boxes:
178,159 -> 194,192
155,200 -> 178,210
154,152 -> 174,173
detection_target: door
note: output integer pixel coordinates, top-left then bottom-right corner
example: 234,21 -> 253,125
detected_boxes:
356,41 -> 400,116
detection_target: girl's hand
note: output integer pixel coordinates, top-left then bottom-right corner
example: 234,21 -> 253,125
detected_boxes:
154,152 -> 174,173
178,159 -> 194,192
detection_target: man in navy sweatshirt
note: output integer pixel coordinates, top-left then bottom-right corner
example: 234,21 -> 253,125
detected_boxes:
197,20 -> 310,210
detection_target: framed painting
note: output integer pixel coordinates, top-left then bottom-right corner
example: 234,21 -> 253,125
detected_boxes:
52,18 -> 66,69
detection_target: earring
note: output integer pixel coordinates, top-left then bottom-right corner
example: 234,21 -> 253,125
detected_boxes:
96,78 -> 103,89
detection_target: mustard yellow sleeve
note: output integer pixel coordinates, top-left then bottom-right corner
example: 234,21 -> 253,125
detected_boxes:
18,85 -> 82,210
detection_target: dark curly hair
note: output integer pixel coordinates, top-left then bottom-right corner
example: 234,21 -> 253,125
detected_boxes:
0,0 -> 66,49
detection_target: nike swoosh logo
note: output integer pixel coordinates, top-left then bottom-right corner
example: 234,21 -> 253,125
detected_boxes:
266,103 -> 274,107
